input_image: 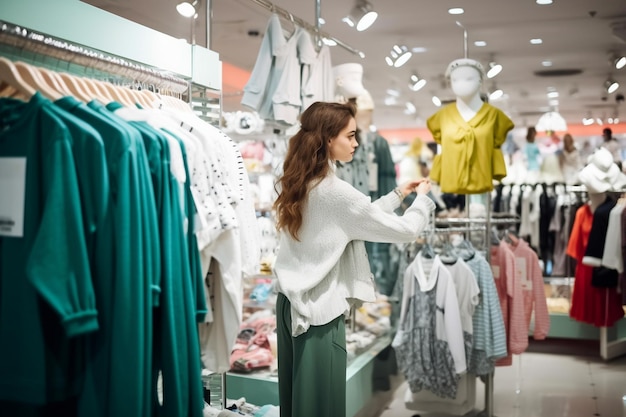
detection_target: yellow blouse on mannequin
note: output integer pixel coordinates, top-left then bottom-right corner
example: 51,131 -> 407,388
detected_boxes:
427,59 -> 514,194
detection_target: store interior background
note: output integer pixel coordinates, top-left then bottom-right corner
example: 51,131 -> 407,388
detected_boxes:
84,0 -> 626,144
3,1 -> 626,416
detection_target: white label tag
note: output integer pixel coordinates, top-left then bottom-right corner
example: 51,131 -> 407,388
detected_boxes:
0,158 -> 27,237
516,257 -> 532,291
491,265 -> 500,279
368,161 -> 378,192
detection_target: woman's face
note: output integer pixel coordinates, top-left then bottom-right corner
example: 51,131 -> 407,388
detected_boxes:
329,117 -> 358,163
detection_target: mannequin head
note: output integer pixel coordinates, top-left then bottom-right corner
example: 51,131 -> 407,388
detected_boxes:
333,63 -> 367,99
446,58 -> 484,100
354,90 -> 375,132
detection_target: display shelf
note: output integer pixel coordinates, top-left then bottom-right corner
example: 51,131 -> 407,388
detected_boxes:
225,334 -> 392,416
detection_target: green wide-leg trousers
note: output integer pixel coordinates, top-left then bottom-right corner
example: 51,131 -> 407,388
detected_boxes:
276,293 -> 347,417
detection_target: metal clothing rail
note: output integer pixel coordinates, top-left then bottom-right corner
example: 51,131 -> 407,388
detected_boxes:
0,20 -> 190,94
243,0 -> 365,58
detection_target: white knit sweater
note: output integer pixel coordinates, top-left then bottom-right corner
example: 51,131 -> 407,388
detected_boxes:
274,169 -> 435,336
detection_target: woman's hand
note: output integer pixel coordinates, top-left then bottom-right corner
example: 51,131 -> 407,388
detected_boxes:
398,178 -> 431,197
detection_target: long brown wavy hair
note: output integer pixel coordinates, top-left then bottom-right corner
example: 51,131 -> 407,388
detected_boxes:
274,101 -> 356,241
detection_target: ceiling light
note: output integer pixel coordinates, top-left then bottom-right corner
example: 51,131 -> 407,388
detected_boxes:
345,0 -> 378,32
384,95 -> 398,106
409,73 -> 427,91
530,38 -> 543,45
474,41 -> 487,47
386,88 -> 400,97
547,91 -> 559,98
404,102 -> 417,115
616,56 -> 626,70
176,0 -> 198,17
536,0 -> 553,5
386,45 -> 412,68
322,38 -> 337,46
489,88 -> 504,101
432,95 -> 442,107
411,47 -> 427,54
606,78 -> 619,94
487,62 -> 502,79
448,8 -> 464,15
542,60 -> 553,67
582,116 -> 594,126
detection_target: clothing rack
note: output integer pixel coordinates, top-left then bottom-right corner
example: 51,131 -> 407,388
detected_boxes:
243,0 -> 365,58
432,196 -> 521,417
0,20 -> 190,94
561,184 -> 626,360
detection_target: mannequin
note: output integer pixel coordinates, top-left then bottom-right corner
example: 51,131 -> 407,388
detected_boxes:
426,58 -> 514,194
578,147 -> 626,211
587,192 -> 607,213
333,63 -> 367,101
448,63 -> 484,121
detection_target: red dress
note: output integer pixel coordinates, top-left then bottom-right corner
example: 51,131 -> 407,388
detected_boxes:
567,204 -> 624,327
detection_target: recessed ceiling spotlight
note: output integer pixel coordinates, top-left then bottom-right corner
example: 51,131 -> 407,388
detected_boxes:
536,0 -> 553,5
411,47 -> 427,53
616,56 -> 626,70
530,38 -> 543,45
448,8 -> 464,15
176,0 -> 199,17
489,88 -> 504,101
542,60 -> 553,67
385,45 -> 412,68
344,0 -> 378,32
474,41 -> 487,47
487,62 -> 502,79
606,78 -> 620,94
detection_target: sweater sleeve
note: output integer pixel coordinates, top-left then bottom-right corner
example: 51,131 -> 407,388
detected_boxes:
339,180 -> 435,243
372,188 -> 403,213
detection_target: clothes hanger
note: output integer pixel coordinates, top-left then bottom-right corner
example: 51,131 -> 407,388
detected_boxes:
94,79 -> 134,107
38,67 -> 73,97
0,57 -> 37,98
57,72 -> 95,103
14,61 -> 63,101
80,76 -> 114,103
439,240 -> 458,264
0,83 -> 27,100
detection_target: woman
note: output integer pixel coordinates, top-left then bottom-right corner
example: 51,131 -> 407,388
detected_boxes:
559,133 -> 582,184
272,101 -> 434,417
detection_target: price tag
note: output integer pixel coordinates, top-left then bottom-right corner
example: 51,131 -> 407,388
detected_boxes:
491,265 -> 500,279
0,158 -> 27,237
516,257 -> 532,291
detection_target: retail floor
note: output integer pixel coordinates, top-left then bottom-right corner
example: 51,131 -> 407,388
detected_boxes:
370,339 -> 626,417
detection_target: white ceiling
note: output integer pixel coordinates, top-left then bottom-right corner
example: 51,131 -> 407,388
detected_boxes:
85,0 -> 626,130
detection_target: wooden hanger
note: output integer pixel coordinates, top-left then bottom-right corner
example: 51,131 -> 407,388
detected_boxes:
80,76 -> 114,103
0,57 -> 37,98
93,78 -> 133,107
137,87 -> 159,108
14,61 -> 63,101
38,67 -> 73,97
58,72 -> 95,102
